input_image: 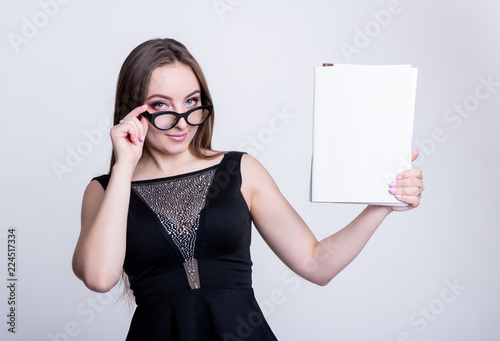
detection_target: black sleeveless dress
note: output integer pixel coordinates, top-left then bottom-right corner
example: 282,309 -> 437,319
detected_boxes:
93,152 -> 278,341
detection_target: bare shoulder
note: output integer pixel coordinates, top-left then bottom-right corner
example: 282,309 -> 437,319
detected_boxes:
81,179 -> 106,228
240,154 -> 282,211
84,179 -> 105,199
240,154 -> 273,186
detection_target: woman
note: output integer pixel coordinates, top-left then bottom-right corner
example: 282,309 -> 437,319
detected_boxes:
72,38 -> 424,340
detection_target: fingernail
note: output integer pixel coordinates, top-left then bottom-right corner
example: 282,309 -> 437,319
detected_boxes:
135,137 -> 139,144
389,181 -> 397,188
395,194 -> 402,199
141,134 -> 145,141
396,174 -> 403,180
141,104 -> 147,108
389,188 -> 397,194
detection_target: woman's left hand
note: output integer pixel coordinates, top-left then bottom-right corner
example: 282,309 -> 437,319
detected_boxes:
386,150 -> 424,212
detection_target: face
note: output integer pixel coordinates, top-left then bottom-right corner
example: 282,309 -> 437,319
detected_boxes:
143,62 -> 202,155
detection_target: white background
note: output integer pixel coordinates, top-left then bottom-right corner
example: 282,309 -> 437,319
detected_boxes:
1,0 -> 499,340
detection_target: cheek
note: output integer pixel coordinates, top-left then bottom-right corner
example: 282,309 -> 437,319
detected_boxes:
189,125 -> 199,136
144,126 -> 160,140
143,127 -> 166,147
188,126 -> 201,143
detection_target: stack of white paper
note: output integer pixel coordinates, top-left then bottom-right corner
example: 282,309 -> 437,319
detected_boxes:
311,64 -> 417,206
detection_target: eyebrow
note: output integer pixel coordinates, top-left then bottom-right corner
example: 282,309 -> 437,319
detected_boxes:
145,90 -> 201,102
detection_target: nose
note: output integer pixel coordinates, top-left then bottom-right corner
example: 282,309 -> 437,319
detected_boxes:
173,115 -> 188,129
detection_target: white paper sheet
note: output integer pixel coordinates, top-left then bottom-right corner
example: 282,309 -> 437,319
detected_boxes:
311,64 -> 417,205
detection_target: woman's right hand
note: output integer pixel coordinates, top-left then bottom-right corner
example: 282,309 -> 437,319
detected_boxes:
110,104 -> 149,168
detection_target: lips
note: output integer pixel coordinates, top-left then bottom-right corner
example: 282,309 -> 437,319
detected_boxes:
166,133 -> 188,142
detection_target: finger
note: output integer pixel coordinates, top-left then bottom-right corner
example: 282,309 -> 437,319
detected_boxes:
130,116 -> 149,145
396,167 -> 423,181
390,177 -> 423,189
125,115 -> 148,143
113,117 -> 141,145
389,186 -> 421,197
394,194 -> 420,209
139,115 -> 149,142
122,104 -> 148,121
411,149 -> 419,162
128,120 -> 140,145
118,104 -> 148,145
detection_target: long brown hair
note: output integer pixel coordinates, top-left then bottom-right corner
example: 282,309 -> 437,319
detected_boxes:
110,38 -> 219,170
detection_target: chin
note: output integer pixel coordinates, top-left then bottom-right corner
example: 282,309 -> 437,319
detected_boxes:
156,142 -> 188,155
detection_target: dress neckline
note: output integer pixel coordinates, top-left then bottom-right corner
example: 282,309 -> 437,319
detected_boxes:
131,152 -> 228,185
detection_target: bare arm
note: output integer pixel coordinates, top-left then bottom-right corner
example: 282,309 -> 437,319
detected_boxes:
72,165 -> 134,292
72,105 -> 148,292
241,153 -> 423,286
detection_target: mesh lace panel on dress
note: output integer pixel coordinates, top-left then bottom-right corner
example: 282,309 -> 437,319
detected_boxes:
132,168 -> 216,289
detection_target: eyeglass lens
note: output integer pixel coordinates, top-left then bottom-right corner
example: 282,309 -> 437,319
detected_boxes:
154,108 -> 211,130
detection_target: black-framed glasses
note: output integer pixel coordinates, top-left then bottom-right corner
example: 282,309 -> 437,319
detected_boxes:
142,105 -> 213,131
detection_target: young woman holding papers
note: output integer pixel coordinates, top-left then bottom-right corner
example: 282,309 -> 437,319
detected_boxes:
72,38 -> 425,340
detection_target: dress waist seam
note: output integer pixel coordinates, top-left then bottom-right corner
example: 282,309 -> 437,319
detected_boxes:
134,286 -> 255,307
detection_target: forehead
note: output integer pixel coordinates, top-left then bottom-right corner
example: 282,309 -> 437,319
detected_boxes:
147,63 -> 199,97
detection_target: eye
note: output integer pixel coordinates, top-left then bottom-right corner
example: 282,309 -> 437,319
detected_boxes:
185,97 -> 200,107
150,101 -> 168,111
